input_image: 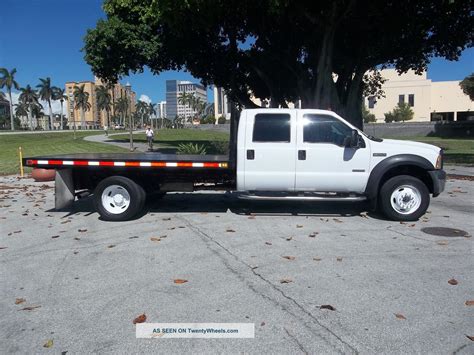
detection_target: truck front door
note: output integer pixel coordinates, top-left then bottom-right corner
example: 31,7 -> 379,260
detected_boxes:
295,112 -> 370,193
243,110 -> 297,191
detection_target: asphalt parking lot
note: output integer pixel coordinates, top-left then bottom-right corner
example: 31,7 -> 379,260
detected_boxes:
1,176 -> 473,354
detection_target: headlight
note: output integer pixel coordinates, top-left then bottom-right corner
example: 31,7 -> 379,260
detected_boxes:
435,151 -> 443,169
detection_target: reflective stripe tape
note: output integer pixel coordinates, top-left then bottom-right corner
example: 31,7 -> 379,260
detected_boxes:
25,160 -> 227,168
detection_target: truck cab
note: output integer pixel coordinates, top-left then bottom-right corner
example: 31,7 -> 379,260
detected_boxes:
236,109 -> 446,220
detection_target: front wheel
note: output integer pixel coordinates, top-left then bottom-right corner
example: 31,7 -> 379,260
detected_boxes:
93,176 -> 145,221
379,175 -> 430,221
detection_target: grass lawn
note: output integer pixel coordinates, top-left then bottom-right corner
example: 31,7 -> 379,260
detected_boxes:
0,131 -> 127,175
112,129 -> 230,154
388,136 -> 474,166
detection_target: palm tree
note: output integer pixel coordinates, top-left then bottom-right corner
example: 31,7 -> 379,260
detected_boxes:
19,85 -> 41,130
14,102 -> 28,128
73,84 -> 91,129
52,87 -> 67,129
0,91 -> 5,100
37,77 -> 55,130
96,85 -> 112,128
135,100 -> 148,128
0,68 -> 20,130
115,97 -> 129,125
148,102 -> 156,128
178,91 -> 192,123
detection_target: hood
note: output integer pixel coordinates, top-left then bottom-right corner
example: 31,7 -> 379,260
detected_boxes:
370,139 -> 441,167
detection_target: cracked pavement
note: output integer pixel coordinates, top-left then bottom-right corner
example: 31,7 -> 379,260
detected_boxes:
0,176 -> 473,354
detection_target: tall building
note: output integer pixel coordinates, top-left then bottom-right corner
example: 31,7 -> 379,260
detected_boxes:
165,80 -> 207,119
364,69 -> 473,122
158,101 -> 167,118
213,87 -> 231,121
66,78 -> 136,128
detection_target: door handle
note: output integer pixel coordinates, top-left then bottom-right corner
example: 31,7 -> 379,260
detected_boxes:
298,150 -> 306,160
247,149 -> 255,160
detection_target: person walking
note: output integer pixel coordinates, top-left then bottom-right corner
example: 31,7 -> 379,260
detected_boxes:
145,125 -> 154,151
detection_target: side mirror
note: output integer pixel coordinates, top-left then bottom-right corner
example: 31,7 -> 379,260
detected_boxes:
345,129 -> 360,148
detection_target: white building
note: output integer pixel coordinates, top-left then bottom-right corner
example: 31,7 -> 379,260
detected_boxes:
213,86 -> 231,121
157,101 -> 167,118
165,80 -> 207,119
365,69 -> 473,122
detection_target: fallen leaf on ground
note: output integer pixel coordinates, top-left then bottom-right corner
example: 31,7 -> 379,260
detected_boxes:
73,251 -> 79,255
400,221 -> 406,225
226,229 -> 236,233
308,232 -> 319,238
336,257 -> 343,262
162,218 -> 171,221
43,339 -> 54,348
466,335 -> 474,341
296,225 -> 303,228
260,322 -> 265,326
133,313 -> 147,324
286,236 -> 293,241
174,279 -> 188,284
280,278 -> 293,284
19,305 -> 41,311
13,230 -> 21,233
178,226 -> 186,229
150,237 -> 161,242
78,229 -> 87,233
360,212 -> 369,219
74,237 -> 80,241
129,236 -> 139,239
436,241 -> 449,246
333,218 -> 343,223
0,247 -> 7,250
15,298 -> 26,305
408,224 -> 416,227
448,278 -> 458,285
282,256 -> 295,260
265,242 -> 272,245
168,227 -> 175,230
465,300 -> 474,306
51,235 -> 60,239
395,313 -> 406,320
248,216 -> 256,219
107,245 -> 116,248
60,220 -> 70,224
313,257 -> 322,261
320,305 -> 336,311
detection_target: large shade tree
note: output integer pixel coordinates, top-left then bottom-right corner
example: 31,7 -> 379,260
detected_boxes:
73,84 -> 91,129
84,0 -> 473,129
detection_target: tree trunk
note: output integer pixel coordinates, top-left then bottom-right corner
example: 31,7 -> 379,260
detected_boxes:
48,100 -> 54,130
27,106 -> 33,131
228,101 -> 240,168
8,90 -> 14,131
129,113 -> 134,151
81,108 -> 85,129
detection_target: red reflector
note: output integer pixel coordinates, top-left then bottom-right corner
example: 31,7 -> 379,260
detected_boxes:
151,162 -> 166,167
203,162 -> 220,168
177,162 -> 193,167
74,161 -> 89,166
48,160 -> 63,165
99,161 -> 115,166
124,161 -> 140,167
26,159 -> 35,165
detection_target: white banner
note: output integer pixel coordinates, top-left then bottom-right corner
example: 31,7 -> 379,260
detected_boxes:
136,323 -> 255,339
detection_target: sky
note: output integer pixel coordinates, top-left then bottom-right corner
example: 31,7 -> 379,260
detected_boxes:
1,0 -> 473,114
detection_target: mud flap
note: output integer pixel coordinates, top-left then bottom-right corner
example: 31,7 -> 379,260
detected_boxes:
55,169 -> 74,210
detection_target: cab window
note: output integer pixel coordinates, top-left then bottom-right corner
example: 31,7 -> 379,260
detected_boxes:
252,113 -> 291,142
303,114 -> 351,146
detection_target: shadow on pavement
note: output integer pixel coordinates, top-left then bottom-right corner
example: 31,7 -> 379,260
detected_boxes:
52,192 -> 378,221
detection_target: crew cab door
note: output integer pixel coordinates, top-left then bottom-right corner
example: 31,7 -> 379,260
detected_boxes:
295,111 -> 370,193
243,110 -> 297,191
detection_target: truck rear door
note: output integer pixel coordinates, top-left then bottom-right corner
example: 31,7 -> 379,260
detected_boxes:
243,110 -> 297,191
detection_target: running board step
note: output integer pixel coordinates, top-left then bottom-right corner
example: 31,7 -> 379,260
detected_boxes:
238,194 -> 366,202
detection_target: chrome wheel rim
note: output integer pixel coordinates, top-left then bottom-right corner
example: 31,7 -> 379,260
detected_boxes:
390,185 -> 421,215
101,185 -> 131,214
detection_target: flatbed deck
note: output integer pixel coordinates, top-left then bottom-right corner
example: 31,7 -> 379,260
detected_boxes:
24,153 -> 231,169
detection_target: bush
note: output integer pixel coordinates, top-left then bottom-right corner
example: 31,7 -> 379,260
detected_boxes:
200,115 -> 215,124
384,102 -> 414,123
218,116 -> 227,124
362,105 -> 376,123
209,140 -> 229,154
176,142 -> 207,155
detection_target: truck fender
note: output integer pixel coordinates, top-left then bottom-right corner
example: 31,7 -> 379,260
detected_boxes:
365,154 -> 434,202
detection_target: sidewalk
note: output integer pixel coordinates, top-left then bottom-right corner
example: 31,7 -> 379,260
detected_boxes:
84,131 -> 150,152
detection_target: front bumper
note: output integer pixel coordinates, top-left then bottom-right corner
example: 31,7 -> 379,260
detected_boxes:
429,170 -> 446,197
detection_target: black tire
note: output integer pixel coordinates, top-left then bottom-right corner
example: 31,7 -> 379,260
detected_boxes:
93,176 -> 145,221
379,175 -> 430,221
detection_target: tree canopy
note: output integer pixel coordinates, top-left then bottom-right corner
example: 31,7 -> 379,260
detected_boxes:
84,0 -> 473,127
459,73 -> 474,100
